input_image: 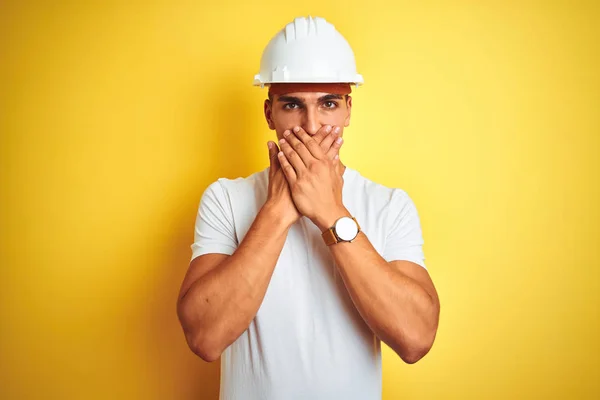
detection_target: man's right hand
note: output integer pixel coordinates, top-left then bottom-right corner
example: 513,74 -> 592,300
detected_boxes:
264,125 -> 343,227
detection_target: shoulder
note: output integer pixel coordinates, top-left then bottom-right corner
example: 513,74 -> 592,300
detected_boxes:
346,166 -> 411,205
204,167 -> 269,199
199,168 -> 270,224
346,167 -> 420,223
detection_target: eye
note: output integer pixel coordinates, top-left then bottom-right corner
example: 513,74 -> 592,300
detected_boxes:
283,103 -> 300,110
323,101 -> 338,109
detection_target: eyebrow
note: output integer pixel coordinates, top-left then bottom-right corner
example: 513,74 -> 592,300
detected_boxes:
277,95 -> 304,103
276,94 -> 344,104
318,94 -> 344,102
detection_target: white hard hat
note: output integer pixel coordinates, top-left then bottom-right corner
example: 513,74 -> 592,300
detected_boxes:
253,16 -> 364,87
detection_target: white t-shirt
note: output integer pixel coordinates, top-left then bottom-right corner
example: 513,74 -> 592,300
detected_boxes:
190,165 -> 426,400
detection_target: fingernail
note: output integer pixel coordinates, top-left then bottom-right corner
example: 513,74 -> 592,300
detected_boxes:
325,125 -> 332,132
336,137 -> 343,144
279,138 -> 286,145
334,126 -> 341,134
267,141 -> 273,149
283,130 -> 291,137
293,126 -> 300,133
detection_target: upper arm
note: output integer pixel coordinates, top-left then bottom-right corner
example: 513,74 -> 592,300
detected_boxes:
190,180 -> 238,261
389,260 -> 438,306
382,189 -> 427,270
178,253 -> 229,302
179,180 -> 238,302
383,189 -> 438,308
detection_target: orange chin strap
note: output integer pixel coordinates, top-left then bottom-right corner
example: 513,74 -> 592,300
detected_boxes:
268,83 -> 352,96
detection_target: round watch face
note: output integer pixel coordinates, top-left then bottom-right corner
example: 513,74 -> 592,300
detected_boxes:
335,217 -> 359,241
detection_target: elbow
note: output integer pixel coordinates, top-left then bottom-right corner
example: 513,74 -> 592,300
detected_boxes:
395,325 -> 438,365
400,346 -> 429,365
192,344 -> 222,363
401,299 -> 440,364
396,340 -> 433,365
177,302 -> 223,362
187,333 -> 223,363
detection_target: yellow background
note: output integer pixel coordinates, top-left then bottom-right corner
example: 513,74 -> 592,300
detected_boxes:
1,1 -> 599,399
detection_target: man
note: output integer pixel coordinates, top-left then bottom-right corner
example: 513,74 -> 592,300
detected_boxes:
177,16 -> 440,400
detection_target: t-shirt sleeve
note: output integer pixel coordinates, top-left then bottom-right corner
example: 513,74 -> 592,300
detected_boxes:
382,189 -> 427,270
190,180 -> 238,261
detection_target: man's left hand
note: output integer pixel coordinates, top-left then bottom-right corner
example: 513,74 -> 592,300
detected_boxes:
277,126 -> 349,231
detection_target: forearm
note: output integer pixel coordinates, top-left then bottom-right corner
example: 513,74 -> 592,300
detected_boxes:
178,203 -> 290,360
274,127 -> 438,362
328,231 -> 438,363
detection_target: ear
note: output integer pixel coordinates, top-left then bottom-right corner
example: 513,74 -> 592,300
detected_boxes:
344,95 -> 352,127
264,99 -> 276,130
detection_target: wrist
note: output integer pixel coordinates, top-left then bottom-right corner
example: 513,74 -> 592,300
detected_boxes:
261,201 -> 296,230
313,206 -> 351,232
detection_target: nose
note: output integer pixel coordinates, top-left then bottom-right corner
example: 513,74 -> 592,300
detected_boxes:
301,107 -> 321,136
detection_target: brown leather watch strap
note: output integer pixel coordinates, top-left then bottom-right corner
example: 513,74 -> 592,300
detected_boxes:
321,217 -> 361,246
322,228 -> 338,246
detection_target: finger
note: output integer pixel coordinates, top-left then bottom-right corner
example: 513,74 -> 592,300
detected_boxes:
320,126 -> 341,158
292,126 -> 324,160
333,154 -> 342,176
312,124 -> 333,145
279,137 -> 306,174
268,141 -> 281,174
277,151 -> 297,184
282,129 -> 314,165
326,135 -> 344,160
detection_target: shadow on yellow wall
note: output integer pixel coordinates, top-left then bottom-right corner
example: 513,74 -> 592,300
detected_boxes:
143,86 -> 262,399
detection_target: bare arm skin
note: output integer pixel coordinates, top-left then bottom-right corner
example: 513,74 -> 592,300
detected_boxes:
177,203 -> 291,362
277,126 -> 440,364
177,126 -> 342,362
319,214 -> 439,364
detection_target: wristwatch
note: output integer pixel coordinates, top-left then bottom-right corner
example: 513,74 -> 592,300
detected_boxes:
322,216 -> 361,246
